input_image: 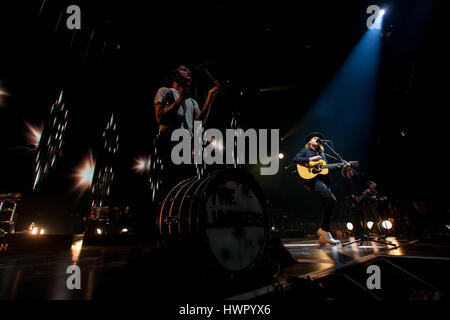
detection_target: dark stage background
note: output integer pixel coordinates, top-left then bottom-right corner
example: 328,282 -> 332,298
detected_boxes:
0,0 -> 447,234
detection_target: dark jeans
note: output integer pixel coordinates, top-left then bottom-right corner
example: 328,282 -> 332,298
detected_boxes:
312,180 -> 337,232
151,129 -> 195,204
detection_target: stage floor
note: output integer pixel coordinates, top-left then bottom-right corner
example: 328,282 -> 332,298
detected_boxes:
1,234 -> 449,300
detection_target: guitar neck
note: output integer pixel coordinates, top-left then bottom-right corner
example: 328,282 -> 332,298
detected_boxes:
323,162 -> 346,169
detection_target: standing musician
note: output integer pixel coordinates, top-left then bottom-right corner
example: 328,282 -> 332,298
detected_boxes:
152,65 -> 220,200
292,132 -> 348,245
359,181 -> 385,228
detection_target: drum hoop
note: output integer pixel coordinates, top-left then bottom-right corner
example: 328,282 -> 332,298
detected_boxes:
167,179 -> 195,235
157,178 -> 194,235
177,177 -> 205,235
188,175 -> 213,236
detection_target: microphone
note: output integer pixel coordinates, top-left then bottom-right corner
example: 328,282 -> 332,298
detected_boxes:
194,60 -> 212,71
194,60 -> 219,87
317,138 -> 331,144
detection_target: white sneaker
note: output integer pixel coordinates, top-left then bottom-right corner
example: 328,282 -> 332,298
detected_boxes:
317,228 -> 340,246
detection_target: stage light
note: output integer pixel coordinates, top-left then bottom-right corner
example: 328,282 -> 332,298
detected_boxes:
78,161 -> 95,186
40,229 -> 45,235
25,122 -> 43,147
96,228 -> 102,235
121,228 -> 128,233
446,224 -> 450,230
346,222 -> 354,231
367,221 -> 374,230
278,153 -> 285,159
0,85 -> 9,107
134,156 -> 150,173
382,220 -> 393,230
380,9 -> 385,16
74,152 -> 96,193
31,227 -> 38,235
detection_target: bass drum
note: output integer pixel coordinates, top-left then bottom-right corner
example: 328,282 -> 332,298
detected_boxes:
157,169 -> 270,273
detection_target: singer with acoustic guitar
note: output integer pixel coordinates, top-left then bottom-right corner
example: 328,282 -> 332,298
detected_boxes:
292,132 -> 357,246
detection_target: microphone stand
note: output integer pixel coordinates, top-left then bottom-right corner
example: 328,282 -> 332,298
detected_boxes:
196,64 -> 244,172
321,141 -> 397,249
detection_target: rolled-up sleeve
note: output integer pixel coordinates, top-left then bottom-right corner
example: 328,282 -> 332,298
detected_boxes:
154,87 -> 171,106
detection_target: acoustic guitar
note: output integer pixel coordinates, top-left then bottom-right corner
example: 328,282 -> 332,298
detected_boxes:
297,160 -> 359,180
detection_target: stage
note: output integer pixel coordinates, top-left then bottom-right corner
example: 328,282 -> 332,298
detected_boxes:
1,233 -> 449,301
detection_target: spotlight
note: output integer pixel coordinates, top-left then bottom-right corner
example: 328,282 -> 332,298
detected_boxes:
75,153 -> 95,192
381,220 -> 393,230
96,228 -> 102,235
25,122 -> 43,147
346,222 -> 354,231
31,227 -> 38,235
367,221 -> 374,230
380,9 -> 386,16
278,153 -> 285,159
40,229 -> 45,235
121,228 -> 128,233
134,156 -> 150,173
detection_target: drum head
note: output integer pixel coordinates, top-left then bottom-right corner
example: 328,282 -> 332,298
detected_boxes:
203,170 -> 268,272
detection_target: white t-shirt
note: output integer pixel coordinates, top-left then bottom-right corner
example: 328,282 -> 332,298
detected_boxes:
154,87 -> 200,133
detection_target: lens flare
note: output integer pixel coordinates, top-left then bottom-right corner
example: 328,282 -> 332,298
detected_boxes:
25,122 -> 43,147
75,152 -> 96,193
0,85 -> 9,107
133,156 -> 150,173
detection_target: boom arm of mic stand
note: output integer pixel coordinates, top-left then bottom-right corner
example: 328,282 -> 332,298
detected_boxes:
201,67 -> 220,88
323,141 -> 360,175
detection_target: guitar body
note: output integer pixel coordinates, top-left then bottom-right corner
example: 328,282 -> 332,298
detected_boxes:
297,160 -> 329,180
297,160 -> 359,180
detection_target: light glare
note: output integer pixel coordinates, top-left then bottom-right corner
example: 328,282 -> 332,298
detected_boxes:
75,152 -> 96,193
134,156 -> 150,173
382,220 -> 393,230
25,122 -> 43,146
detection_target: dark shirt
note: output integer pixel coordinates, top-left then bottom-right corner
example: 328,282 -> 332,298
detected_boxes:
292,147 -> 328,165
362,188 -> 377,200
292,147 -> 338,187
